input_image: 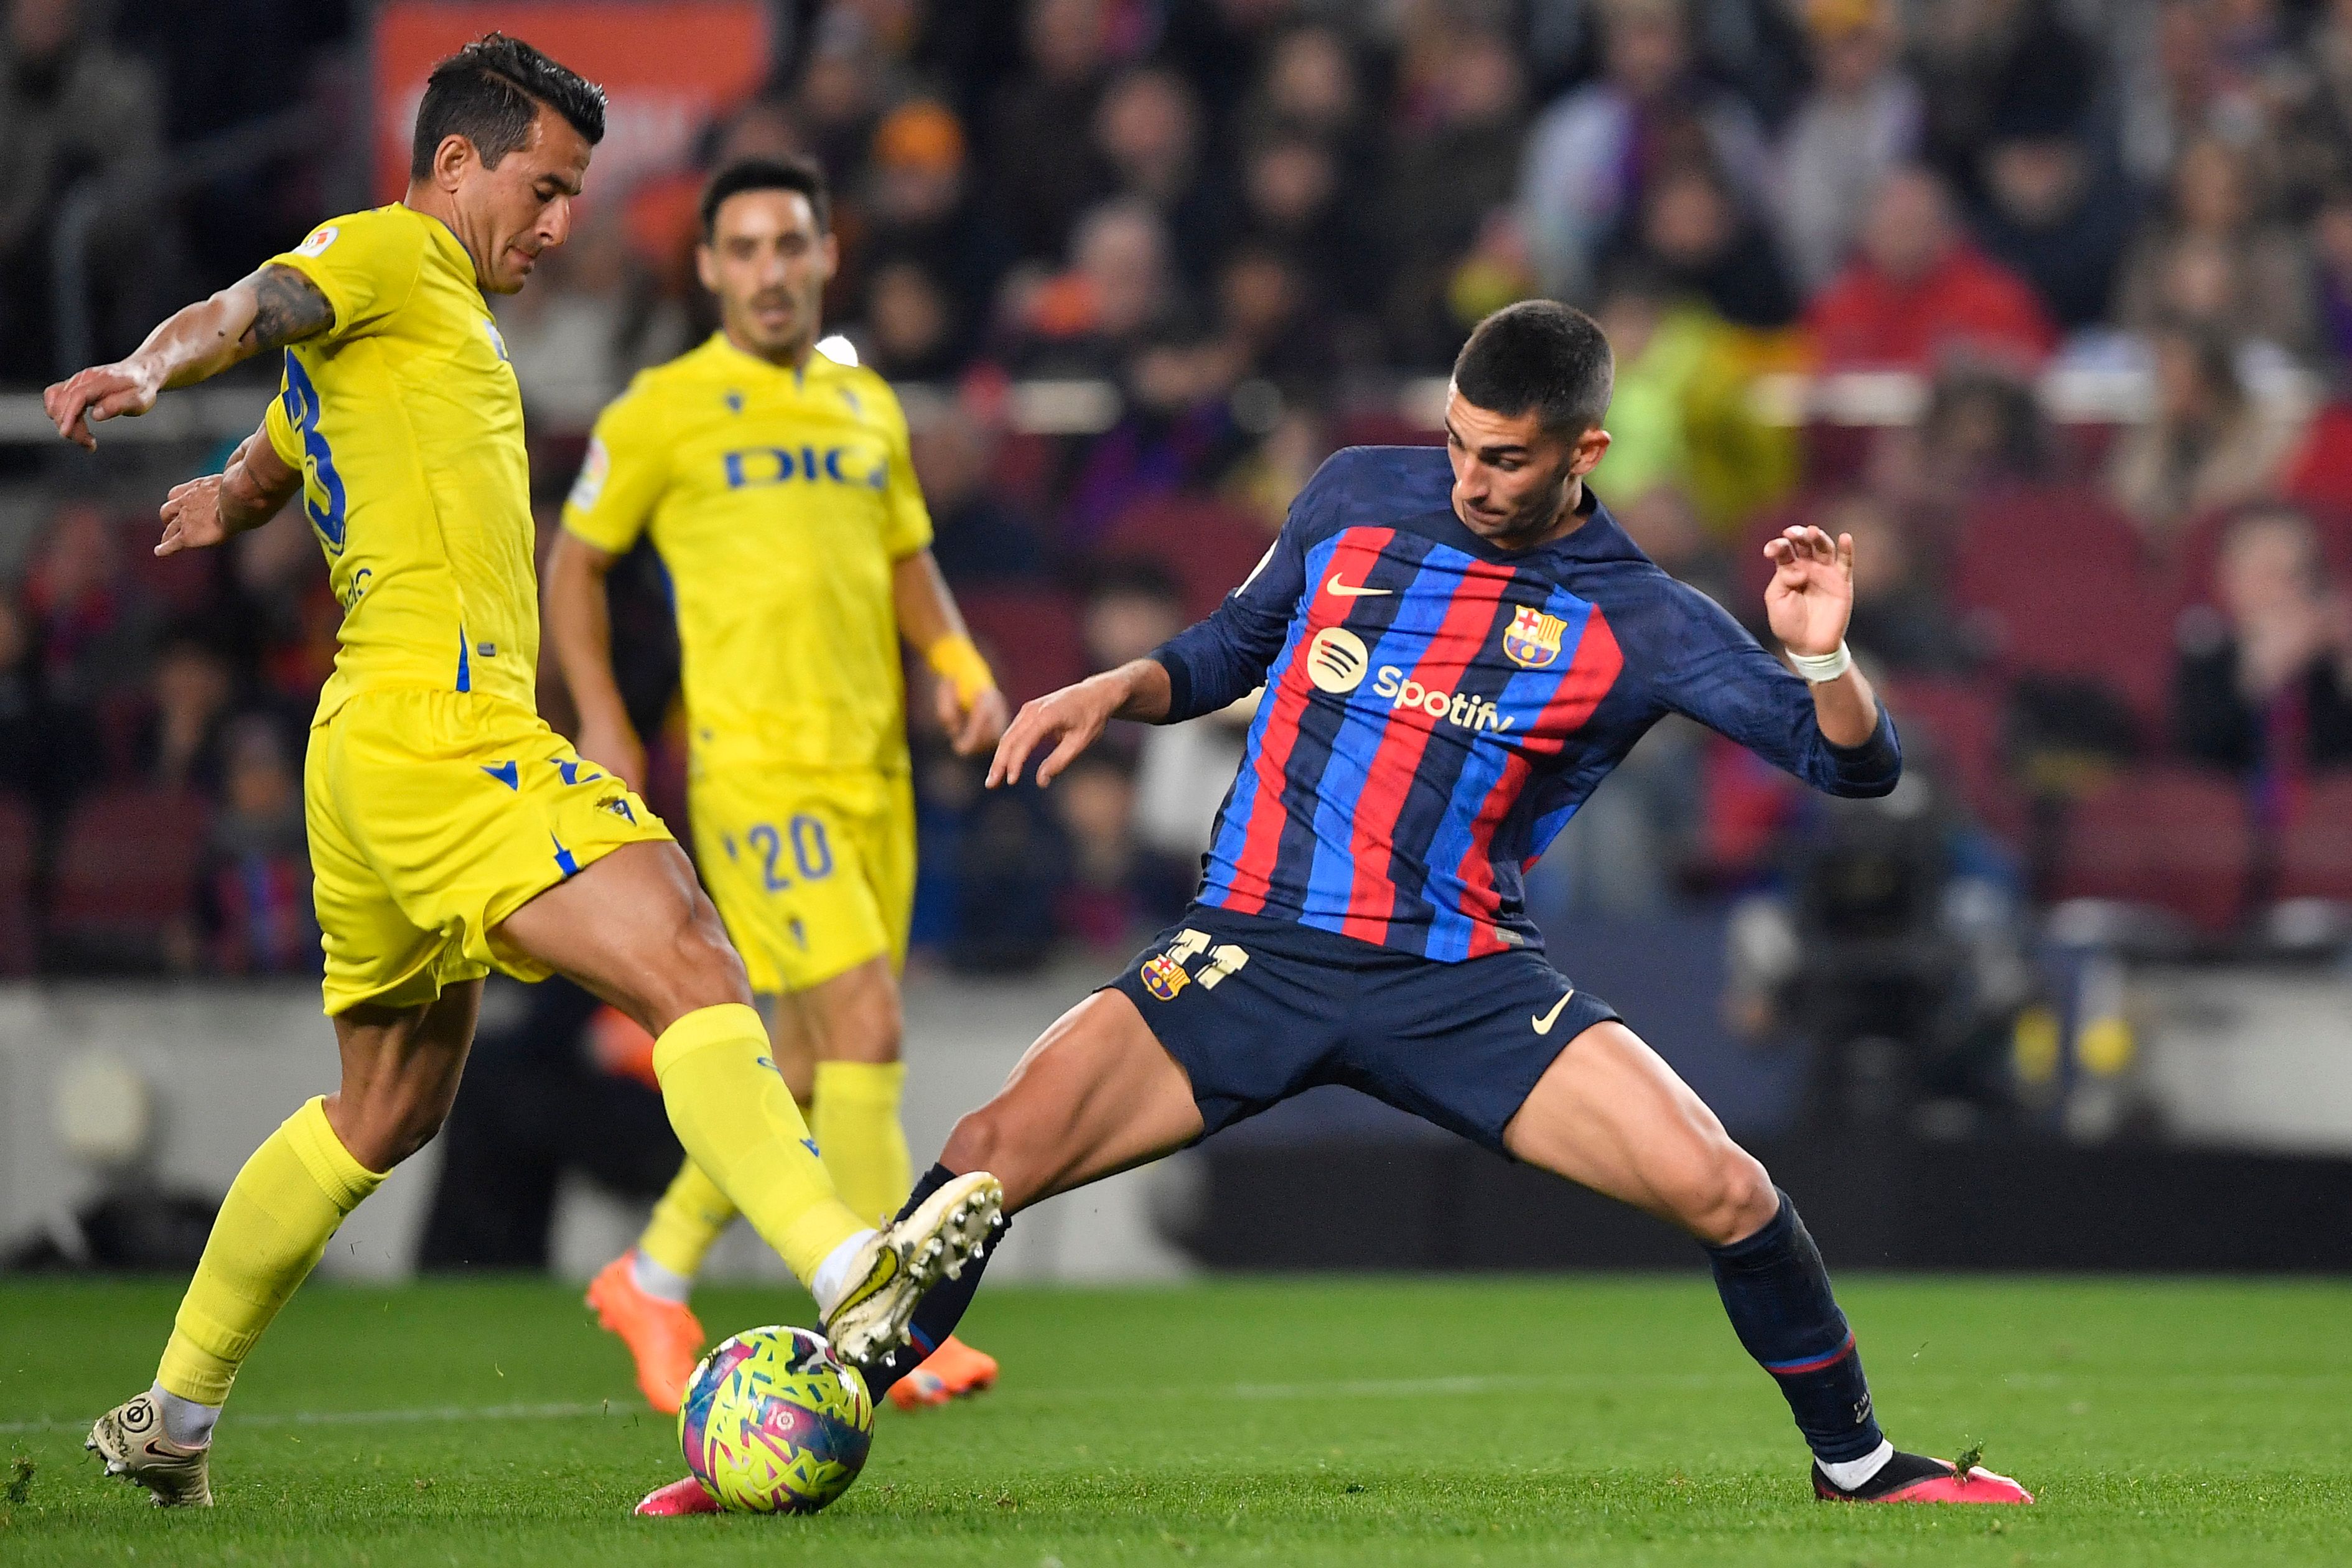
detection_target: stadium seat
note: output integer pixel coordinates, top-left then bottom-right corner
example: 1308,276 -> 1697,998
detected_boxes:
2272,775 -> 2352,905
956,586 -> 1088,704
46,785 -> 210,971
1097,497 -> 1273,622
1952,483 -> 2172,735
0,794 -> 36,978
989,429 -> 1065,512
1877,675 -> 2023,839
2284,399 -> 2352,518
2046,767 -> 2253,936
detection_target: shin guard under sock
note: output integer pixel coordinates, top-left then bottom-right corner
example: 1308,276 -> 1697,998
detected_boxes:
1706,1188 -> 1885,1464
157,1097 -> 385,1407
811,1060 -> 913,1228
652,1004 -> 864,1286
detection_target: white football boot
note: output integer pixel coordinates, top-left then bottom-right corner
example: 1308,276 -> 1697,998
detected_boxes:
819,1171 -> 1002,1370
88,1391 -> 213,1508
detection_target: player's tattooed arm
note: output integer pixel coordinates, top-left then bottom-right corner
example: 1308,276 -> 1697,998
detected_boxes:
44,263 -> 337,449
238,264 -> 337,353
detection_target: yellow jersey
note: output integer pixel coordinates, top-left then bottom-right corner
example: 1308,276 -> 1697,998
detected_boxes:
262,205 -> 536,722
562,334 -> 933,776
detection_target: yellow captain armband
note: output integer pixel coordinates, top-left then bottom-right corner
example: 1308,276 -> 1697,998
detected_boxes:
925,633 -> 997,707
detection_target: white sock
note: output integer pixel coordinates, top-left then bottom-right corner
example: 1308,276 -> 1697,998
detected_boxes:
149,1384 -> 219,1449
809,1228 -> 879,1315
628,1249 -> 693,1305
1817,1438 -> 1895,1491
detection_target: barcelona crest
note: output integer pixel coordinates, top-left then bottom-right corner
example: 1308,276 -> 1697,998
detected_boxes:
1503,606 -> 1567,670
1139,953 -> 1191,1001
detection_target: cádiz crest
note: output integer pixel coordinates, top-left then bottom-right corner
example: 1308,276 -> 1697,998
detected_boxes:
1502,606 -> 1566,670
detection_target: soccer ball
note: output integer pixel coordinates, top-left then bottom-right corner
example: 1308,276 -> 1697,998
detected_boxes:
677,1325 -> 874,1513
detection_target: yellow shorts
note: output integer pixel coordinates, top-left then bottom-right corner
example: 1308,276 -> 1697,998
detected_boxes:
306,688 -> 672,1014
688,763 -> 914,995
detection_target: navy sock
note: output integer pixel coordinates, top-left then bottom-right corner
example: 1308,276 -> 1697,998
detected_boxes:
1706,1188 -> 1884,1463
861,1163 -> 1009,1398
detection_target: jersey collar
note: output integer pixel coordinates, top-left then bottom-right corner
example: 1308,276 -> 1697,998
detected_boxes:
706,330 -> 823,390
401,205 -> 488,302
1422,485 -> 1643,569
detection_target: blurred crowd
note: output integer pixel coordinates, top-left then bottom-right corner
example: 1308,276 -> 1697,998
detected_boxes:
9,0 -> 2352,979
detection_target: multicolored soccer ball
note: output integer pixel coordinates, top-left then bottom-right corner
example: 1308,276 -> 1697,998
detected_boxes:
677,1325 -> 874,1513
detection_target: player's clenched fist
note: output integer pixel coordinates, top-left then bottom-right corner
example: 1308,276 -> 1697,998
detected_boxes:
987,673 -> 1127,788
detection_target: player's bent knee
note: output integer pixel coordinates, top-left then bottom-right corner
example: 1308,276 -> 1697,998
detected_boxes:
938,1106 -> 1004,1178
638,912 -> 754,1033
1683,1142 -> 1779,1247
334,1089 -> 454,1171
939,1104 -> 1040,1210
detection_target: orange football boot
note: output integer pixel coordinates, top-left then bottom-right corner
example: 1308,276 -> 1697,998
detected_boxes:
887,1335 -> 999,1411
586,1253 -> 707,1414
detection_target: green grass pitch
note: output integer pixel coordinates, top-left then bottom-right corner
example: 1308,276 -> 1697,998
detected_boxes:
2,1274 -> 2348,1565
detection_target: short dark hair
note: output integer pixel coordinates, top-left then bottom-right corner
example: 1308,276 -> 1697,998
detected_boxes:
1450,301 -> 1614,436
701,156 -> 832,240
409,33 -> 606,180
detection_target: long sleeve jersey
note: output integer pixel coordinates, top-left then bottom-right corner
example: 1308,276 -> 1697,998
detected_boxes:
1150,445 -> 1901,961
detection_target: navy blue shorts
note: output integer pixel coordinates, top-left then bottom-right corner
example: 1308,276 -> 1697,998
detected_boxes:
1104,906 -> 1621,1158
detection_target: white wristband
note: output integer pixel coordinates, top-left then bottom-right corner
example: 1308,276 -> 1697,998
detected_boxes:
1786,641 -> 1853,683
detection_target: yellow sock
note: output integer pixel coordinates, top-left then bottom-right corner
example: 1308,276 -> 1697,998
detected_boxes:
156,1097 -> 385,1406
653,1004 -> 866,1286
813,1060 -> 912,1227
638,1159 -> 739,1279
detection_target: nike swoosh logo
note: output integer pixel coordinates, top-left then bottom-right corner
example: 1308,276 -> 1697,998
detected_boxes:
1326,572 -> 1391,598
1532,989 -> 1575,1035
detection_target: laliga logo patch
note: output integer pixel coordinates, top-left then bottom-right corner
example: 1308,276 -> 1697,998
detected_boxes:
1139,953 -> 1190,1001
569,437 -> 610,511
1304,626 -> 1370,694
1503,606 -> 1567,670
296,224 -> 339,258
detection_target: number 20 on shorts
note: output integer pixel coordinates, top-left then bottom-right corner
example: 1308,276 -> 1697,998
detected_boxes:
745,816 -> 833,893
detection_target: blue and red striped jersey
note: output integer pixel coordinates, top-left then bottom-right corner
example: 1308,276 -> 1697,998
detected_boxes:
1150,446 -> 1902,961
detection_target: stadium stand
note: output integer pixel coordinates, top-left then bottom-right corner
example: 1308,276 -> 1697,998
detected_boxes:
2047,767 -> 2256,937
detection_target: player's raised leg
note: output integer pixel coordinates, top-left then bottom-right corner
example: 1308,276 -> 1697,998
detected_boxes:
860,988 -> 1205,1403
91,983 -> 482,1507
799,955 -> 1001,1408
590,963 -> 912,1413
1502,1020 -> 2031,1505
495,840 -> 998,1367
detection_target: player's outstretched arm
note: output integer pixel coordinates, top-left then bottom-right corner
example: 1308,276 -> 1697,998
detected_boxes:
543,530 -> 647,790
156,419 -> 301,557
987,659 -> 1172,789
44,264 -> 334,450
1762,523 -> 1880,749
